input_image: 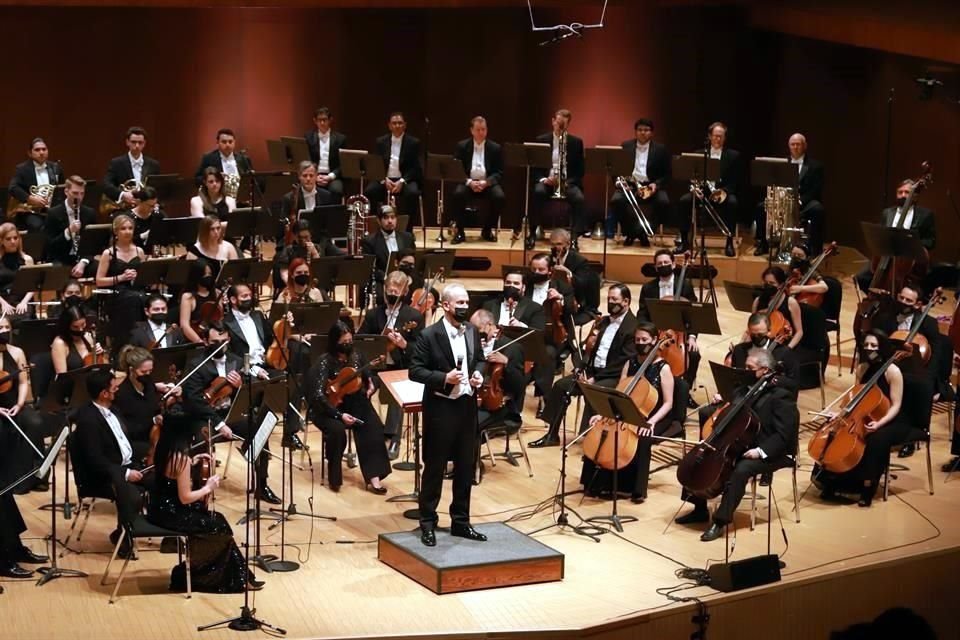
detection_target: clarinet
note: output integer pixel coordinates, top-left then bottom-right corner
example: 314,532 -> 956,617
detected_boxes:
71,197 -> 81,257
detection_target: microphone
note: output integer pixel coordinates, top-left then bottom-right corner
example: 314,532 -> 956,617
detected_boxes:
456,355 -> 464,370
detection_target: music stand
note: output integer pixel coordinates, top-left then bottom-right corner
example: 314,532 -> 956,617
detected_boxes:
339,149 -> 386,197
646,298 -> 722,338
318,254 -> 374,303
151,216 -> 201,249
301,204 -> 349,240
675,154 -> 725,302
723,280 -> 764,313
76,223 -> 112,259
267,137 -> 310,169
504,142 -> 552,262
15,318 -> 57,360
151,343 -> 204,383
10,264 -> 71,309
860,222 -> 927,293
499,325 -> 549,365
226,207 -> 272,241
379,369 -> 424,519
426,154 -> 468,245
218,258 -> 273,288
587,146 -> 634,273
388,249 -> 455,279
708,361 -> 756,402
752,158 -> 802,261
132,256 -> 180,290
577,381 -> 642,532
145,173 -> 182,201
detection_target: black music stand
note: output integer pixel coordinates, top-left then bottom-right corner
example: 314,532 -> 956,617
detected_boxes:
151,216 -> 201,249
752,158 -> 802,261
146,174 -> 182,201
723,280 -> 764,313
675,154 -> 725,302
860,222 -> 927,293
708,361 -> 756,403
10,264 -> 71,310
301,204 -> 349,240
646,298 -> 722,337
578,381 -> 643,532
15,318 -> 57,360
76,223 -> 112,259
339,149 -> 386,199
268,302 -> 342,335
499,325 -> 549,366
586,146 -> 634,274
227,207 -> 274,242
218,258 -> 273,288
267,138 -> 309,169
387,249 -> 456,279
426,154 -> 468,245
504,142 -> 552,262
132,256 -> 180,290
151,343 -> 204,382
316,254 -> 375,307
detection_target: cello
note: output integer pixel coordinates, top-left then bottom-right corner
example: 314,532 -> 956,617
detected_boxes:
790,242 -> 837,308
659,251 -> 691,377
888,288 -> 943,365
677,368 -> 778,499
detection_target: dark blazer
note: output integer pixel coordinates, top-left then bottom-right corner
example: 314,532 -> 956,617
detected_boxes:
588,311 -> 639,381
747,377 -> 799,460
562,249 -> 600,311
533,132 -> 585,187
523,277 -> 577,318
194,150 -> 255,185
128,321 -> 186,350
358,303 -> 424,368
305,130 -> 348,178
182,352 -> 244,427
875,310 -> 940,347
482,295 -> 545,330
797,157 -> 824,205
729,340 -> 800,382
454,138 -> 503,186
699,147 -> 740,195
8,160 -> 64,203
223,309 -> 274,363
410,320 -> 484,415
374,133 -> 423,185
638,276 -> 697,325
881,206 -> 936,250
44,202 -> 97,265
103,154 -> 161,201
619,140 -> 671,188
71,402 -> 137,494
360,229 -> 416,275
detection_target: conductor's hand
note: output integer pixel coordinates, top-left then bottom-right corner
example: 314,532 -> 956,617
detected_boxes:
469,371 -> 483,388
445,369 -> 464,385
226,371 -> 243,387
341,413 -> 358,426
712,393 -> 723,404
486,351 -> 508,365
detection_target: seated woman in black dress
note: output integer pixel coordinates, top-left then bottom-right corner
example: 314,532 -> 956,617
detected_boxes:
0,222 -> 36,318
306,321 -> 391,494
51,305 -> 106,375
147,410 -> 261,593
179,258 -> 220,344
185,216 -> 239,282
95,213 -> 147,352
0,314 -> 47,493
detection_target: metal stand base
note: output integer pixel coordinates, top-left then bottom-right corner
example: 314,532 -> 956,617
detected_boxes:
35,566 -> 88,586
586,512 -> 638,534
392,461 -> 417,471
198,606 -> 286,635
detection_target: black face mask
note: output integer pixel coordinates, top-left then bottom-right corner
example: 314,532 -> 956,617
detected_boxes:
789,259 -> 809,272
336,342 -> 354,355
503,286 -> 521,302
149,312 -> 166,324
207,342 -> 227,356
607,302 -> 624,316
529,273 -> 550,285
763,282 -> 777,291
293,274 -> 310,287
750,334 -> 769,347
453,307 -> 470,323
235,299 -> 253,313
656,265 -> 674,278
0,331 -> 11,346
479,331 -> 489,342
136,374 -> 151,385
70,329 -> 85,337
899,303 -> 915,316
634,342 -> 653,355
63,295 -> 83,308
896,197 -> 907,207
398,263 -> 415,275
861,348 -> 881,363
384,293 -> 399,306
199,275 -> 216,291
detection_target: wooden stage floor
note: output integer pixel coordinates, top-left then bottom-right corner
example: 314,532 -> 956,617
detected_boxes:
4,251 -> 959,640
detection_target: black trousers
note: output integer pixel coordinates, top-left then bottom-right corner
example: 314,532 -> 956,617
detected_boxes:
451,184 -> 505,233
364,180 -> 421,218
316,178 -> 345,205
677,193 -> 738,244
755,199 -> 825,256
687,455 -> 794,525
15,211 -> 45,233
611,189 -> 670,240
529,183 -> 587,236
531,344 -> 559,398
317,398 -> 391,487
419,394 -> 478,530
0,491 -> 26,564
227,414 -> 270,484
684,350 -> 702,390
541,373 -> 617,439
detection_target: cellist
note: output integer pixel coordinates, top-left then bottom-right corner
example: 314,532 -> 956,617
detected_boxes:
675,348 -> 798,542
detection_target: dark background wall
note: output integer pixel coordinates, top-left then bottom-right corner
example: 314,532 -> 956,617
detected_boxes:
0,3 -> 957,259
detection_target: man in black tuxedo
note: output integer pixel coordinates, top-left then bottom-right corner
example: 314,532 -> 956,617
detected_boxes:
532,284 -> 638,447
549,228 -> 600,318
855,179 -> 937,293
103,126 -> 161,209
410,283 -> 487,547
128,294 -> 186,350
727,313 -> 800,380
194,128 -> 255,193
279,161 -> 339,249
677,122 -> 741,256
526,109 -> 586,249
361,205 -> 416,301
7,137 -> 64,232
610,119 -> 672,247
305,107 -> 348,204
44,175 -> 97,277
359,270 -> 424,458
71,369 -> 147,555
755,133 -> 826,256
451,116 -> 505,243
364,111 -> 422,217
482,268 -> 546,329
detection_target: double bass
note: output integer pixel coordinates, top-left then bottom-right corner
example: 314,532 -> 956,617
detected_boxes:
659,251 -> 691,377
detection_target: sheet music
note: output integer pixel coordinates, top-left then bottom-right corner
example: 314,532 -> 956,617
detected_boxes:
38,427 -> 70,478
393,379 -> 424,405
246,410 -> 278,463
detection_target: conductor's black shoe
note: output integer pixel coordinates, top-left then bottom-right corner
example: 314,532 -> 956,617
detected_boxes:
450,524 -> 488,542
724,237 -> 735,257
256,485 -> 282,505
420,528 -> 436,547
481,229 -> 497,242
17,546 -> 48,564
700,523 -> 724,542
0,562 -> 34,579
529,434 -> 560,448
753,240 -> 769,256
898,443 -> 916,459
675,508 -> 709,525
282,434 -> 305,450
451,232 -> 466,245
941,456 -> 960,472
525,235 -> 536,251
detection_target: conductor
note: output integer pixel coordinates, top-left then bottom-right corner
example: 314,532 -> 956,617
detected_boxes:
409,283 -> 487,547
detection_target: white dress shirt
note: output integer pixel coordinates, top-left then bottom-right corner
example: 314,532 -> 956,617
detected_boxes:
633,143 -> 650,182
233,310 -> 266,369
129,152 -> 144,183
315,132 -> 332,174
891,207 -> 915,229
658,275 -> 675,299
301,188 -> 317,212
498,300 -> 526,327
531,281 -> 549,305
896,313 -> 914,332
35,162 -> 50,186
594,314 -> 624,370
388,135 -> 403,179
709,147 -> 723,160
220,153 -> 239,176
148,320 -> 168,348
440,317 -> 472,399
214,355 -> 227,377
469,143 -> 487,181
382,230 -> 398,253
94,401 -> 134,479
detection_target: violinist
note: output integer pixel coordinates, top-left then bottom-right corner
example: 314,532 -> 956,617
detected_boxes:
51,305 -> 106,374
305,321 -> 391,494
276,219 -> 342,265
0,314 -> 47,494
726,313 -> 799,381
0,444 -> 48,578
185,215 -> 240,281
786,245 -> 828,299
533,284 -> 637,448
181,322 -> 281,505
550,228 -> 601,317
581,322 -> 677,503
111,346 -> 171,456
44,175 -> 97,277
471,309 -> 526,425
814,331 -> 908,507
50,279 -> 88,319
276,257 -> 325,306
753,266 -> 804,350
179,258 -> 219,344
359,270 -> 424,459
396,249 -> 424,301
129,294 -> 185,349
675,348 -> 798,541
639,249 -> 702,394
482,269 -> 546,329
0,223 -> 36,318
272,257 -> 323,385
147,410 -> 261,593
95,213 -> 147,350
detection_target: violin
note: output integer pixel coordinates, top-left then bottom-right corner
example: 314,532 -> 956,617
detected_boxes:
325,355 -> 385,407
580,314 -> 604,368
677,369 -> 778,499
410,268 -> 444,316
790,242 -> 837,308
476,329 -> 534,412
148,324 -> 180,350
659,251 -> 691,377
204,375 -> 239,410
582,337 -> 668,471
81,330 -> 109,366
888,288 -> 943,366
384,319 -> 418,354
192,289 -> 225,335
266,316 -> 292,370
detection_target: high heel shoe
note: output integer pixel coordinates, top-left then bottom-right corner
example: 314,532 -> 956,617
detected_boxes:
366,483 -> 387,495
248,574 -> 265,590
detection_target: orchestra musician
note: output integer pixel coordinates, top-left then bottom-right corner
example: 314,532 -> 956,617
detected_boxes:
451,116 -> 505,244
281,162 -> 332,241
95,213 -> 147,351
306,321 -> 392,494
7,137 -> 63,232
675,348 -> 798,541
0,223 -> 35,317
610,119 -> 671,247
103,126 -> 160,210
726,313 -> 800,380
304,107 -> 347,204
550,228 -> 601,317
273,220 -> 342,300
786,244 -> 828,298
676,122 -> 741,257
410,283 -> 487,547
365,111 -> 423,217
274,257 -> 324,374
180,322 -> 281,505
855,179 -> 937,294
190,167 -> 237,219
194,128 -> 254,189
753,266 -> 804,350
360,205 -> 416,301
185,215 -> 240,281
0,444 -> 48,577
179,258 -> 219,344
359,270 -> 424,459
44,175 -> 97,277
470,309 -> 526,426
129,294 -> 186,349
534,284 -> 638,447
526,109 -> 586,250
51,305 -> 105,374
113,346 -> 181,450
127,187 -> 163,255
396,249 -> 425,302
754,133 -> 826,256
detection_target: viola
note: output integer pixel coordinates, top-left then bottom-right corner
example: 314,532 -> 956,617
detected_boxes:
791,242 -> 837,308
325,355 -> 385,407
659,251 -> 691,377
204,375 -> 239,410
762,280 -> 794,345
410,268 -> 444,316
265,316 -> 292,370
544,296 -> 568,345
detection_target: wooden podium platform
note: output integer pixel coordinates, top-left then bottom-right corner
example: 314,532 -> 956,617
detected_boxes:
378,522 -> 564,594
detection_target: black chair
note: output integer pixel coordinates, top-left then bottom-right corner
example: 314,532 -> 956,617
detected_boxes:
62,433 -> 116,556
480,415 -> 533,478
100,515 -> 191,604
821,275 -> 843,376
883,429 -> 934,500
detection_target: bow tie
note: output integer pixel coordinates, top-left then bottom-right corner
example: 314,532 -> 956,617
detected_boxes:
384,232 -> 395,238
449,328 -> 465,340
132,159 -> 143,168
35,163 -> 47,170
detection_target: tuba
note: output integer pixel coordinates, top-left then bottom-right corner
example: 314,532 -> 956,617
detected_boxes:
223,173 -> 241,200
764,185 -> 802,262
5,184 -> 57,220
551,130 -> 567,199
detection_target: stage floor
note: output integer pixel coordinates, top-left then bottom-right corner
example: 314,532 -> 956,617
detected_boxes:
4,270 -> 958,640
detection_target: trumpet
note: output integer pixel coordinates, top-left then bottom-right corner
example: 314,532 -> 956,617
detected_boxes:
551,130 -> 567,199
614,176 -> 655,238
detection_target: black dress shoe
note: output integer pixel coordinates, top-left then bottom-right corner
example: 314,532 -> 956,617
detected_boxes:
673,242 -> 688,255
32,480 -> 49,493
366,483 -> 388,495
630,494 -> 645,504
675,508 -> 709,525
525,235 -> 536,250
420,528 -> 436,547
941,457 -> 960,472
451,232 -> 466,245
700,522 -> 724,542
724,237 -> 735,257
753,240 -> 769,256
623,236 -> 635,247
481,229 -> 497,242
282,434 -> 305,451
247,575 -> 265,590
529,434 -> 559,448
18,546 -> 48,564
898,443 -> 916,458
0,563 -> 34,578
759,472 -> 773,487
256,485 -> 282,505
535,400 -> 544,420
639,236 -> 651,247
450,524 -> 488,542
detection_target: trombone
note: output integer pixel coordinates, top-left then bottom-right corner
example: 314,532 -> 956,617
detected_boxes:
551,130 -> 567,199
614,176 -> 655,238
